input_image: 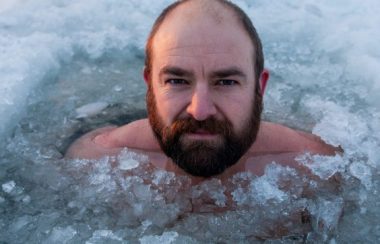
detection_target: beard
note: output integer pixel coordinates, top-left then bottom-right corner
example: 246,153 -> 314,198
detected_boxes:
146,84 -> 263,177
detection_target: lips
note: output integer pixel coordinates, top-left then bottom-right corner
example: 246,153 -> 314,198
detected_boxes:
192,129 -> 215,135
184,130 -> 219,141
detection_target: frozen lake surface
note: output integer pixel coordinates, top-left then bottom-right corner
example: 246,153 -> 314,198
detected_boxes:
1,0 -> 380,243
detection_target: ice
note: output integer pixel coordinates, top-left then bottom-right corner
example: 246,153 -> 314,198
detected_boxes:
358,139 -> 380,168
330,238 -> 337,244
0,0 -> 380,243
9,215 -> 33,233
249,164 -> 296,204
75,102 -> 109,118
86,230 -> 122,244
152,170 -> 175,186
308,197 -> 344,239
230,173 -> 255,205
141,220 -> 152,233
118,148 -> 149,166
0,0 -> 174,140
2,180 -> 16,193
304,98 -> 370,149
132,184 -> 152,202
21,195 -> 31,204
81,66 -> 92,75
250,177 -> 288,204
139,231 -> 179,244
349,162 -> 373,190
85,159 -> 117,195
113,85 -> 123,92
232,163 -> 302,206
297,153 -> 347,180
89,173 -> 112,186
192,179 -> 227,207
118,158 -> 139,170
43,226 -> 77,244
0,0 -> 23,13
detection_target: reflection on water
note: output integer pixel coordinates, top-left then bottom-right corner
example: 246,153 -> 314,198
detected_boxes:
1,0 -> 380,243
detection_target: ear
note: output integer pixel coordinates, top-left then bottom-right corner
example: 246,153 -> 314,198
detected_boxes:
143,66 -> 150,86
259,68 -> 269,95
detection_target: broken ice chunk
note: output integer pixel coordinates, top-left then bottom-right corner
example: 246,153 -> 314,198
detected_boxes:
21,195 -> 31,204
141,220 -> 153,233
9,215 -> 33,233
118,158 -> 139,170
43,226 -> 77,244
113,85 -> 123,92
250,177 -> 288,204
296,153 -> 347,180
86,230 -> 122,243
349,161 -> 372,190
231,163 -> 302,206
231,187 -> 248,206
152,170 -> 175,185
133,184 -> 152,202
80,66 -> 92,74
309,197 -> 344,233
88,173 -> 111,186
192,179 -> 227,207
2,180 -> 16,193
118,148 -> 149,166
139,231 -> 179,244
75,102 -> 108,118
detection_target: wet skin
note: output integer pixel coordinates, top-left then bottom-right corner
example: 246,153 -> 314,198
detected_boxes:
65,120 -> 336,184
65,0 -> 338,183
64,1 -> 341,238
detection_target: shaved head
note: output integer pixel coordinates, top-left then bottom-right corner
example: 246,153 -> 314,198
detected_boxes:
145,0 -> 264,86
166,0 -> 234,24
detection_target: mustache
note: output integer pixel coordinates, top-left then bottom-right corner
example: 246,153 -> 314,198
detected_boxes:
168,117 -> 233,136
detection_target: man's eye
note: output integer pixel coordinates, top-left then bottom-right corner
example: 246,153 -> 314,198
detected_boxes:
216,80 -> 238,86
166,79 -> 188,85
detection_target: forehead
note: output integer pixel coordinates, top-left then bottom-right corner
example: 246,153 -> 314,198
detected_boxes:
151,2 -> 255,72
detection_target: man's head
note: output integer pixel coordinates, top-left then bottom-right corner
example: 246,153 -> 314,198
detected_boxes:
144,0 -> 269,177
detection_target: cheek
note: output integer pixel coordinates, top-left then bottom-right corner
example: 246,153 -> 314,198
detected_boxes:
217,92 -> 254,126
228,102 -> 251,124
153,88 -> 190,125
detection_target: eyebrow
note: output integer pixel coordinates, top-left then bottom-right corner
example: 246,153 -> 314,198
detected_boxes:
209,67 -> 247,80
159,66 -> 194,79
159,66 -> 247,80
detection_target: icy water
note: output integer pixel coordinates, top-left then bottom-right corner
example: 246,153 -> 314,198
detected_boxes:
1,0 -> 380,243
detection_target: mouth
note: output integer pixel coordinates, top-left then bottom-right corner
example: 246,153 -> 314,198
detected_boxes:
184,129 -> 219,140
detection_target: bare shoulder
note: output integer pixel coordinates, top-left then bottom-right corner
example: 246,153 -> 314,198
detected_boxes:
65,126 -> 121,159
105,119 -> 160,150
65,119 -> 161,159
252,121 -> 338,155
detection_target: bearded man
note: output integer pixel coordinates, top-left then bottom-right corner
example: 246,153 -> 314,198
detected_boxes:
66,0 -> 337,180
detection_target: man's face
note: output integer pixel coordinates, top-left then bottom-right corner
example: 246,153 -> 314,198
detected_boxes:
146,6 -> 262,177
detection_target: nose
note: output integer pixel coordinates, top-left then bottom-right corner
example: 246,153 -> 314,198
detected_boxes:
186,84 -> 217,121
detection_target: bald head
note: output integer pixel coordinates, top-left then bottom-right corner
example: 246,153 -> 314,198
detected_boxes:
165,0 -> 235,25
145,0 -> 264,84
